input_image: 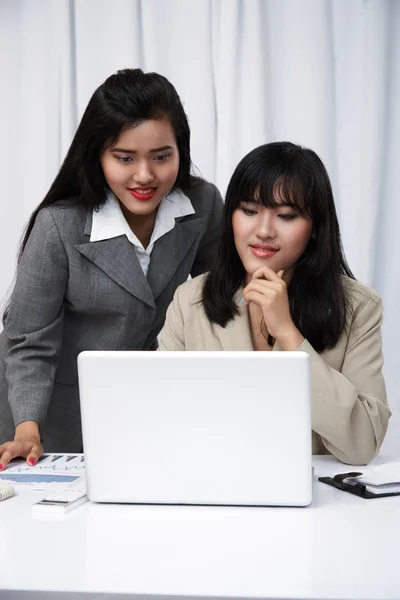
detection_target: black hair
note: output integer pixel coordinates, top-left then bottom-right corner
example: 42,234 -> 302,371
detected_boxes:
202,141 -> 355,352
18,68 -> 192,259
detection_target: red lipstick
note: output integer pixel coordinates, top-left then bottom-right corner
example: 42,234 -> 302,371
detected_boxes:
128,187 -> 157,201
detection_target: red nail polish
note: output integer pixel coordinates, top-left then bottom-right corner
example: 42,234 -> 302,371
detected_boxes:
0,464 -> 3,470
28,458 -> 35,465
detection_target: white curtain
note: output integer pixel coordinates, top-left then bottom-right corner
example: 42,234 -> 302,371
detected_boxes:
0,0 -> 399,454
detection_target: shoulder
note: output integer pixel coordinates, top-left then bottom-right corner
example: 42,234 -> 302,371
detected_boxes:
182,177 -> 222,210
35,200 -> 89,239
173,273 -> 207,311
41,199 -> 88,223
342,276 -> 382,312
342,277 -> 383,336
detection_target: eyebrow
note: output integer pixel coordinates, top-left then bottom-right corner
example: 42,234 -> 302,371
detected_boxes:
240,198 -> 293,208
111,145 -> 173,153
240,198 -> 262,207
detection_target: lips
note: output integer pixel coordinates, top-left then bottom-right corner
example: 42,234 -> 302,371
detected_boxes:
128,187 -> 157,201
249,244 -> 279,258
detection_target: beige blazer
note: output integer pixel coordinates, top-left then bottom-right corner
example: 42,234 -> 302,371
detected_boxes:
159,274 -> 390,465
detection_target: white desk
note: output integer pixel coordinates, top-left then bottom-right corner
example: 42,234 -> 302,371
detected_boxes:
1,456 -> 399,600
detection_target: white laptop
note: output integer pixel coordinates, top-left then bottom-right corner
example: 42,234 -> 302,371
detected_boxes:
78,351 -> 312,507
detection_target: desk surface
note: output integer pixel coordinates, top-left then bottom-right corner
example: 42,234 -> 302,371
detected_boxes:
1,455 -> 399,600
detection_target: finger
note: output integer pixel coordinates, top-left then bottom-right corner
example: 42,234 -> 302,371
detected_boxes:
26,445 -> 43,466
243,280 -> 282,297
277,270 -> 284,279
245,279 -> 282,291
251,266 -> 273,280
252,266 -> 283,283
243,290 -> 269,307
0,447 -> 20,470
243,284 -> 277,299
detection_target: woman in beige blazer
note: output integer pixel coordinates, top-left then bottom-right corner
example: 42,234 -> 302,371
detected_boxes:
160,142 -> 390,466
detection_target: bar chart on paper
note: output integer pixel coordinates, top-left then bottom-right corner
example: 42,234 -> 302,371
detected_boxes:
0,453 -> 85,491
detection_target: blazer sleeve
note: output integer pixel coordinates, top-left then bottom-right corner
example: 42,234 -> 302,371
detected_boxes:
190,184 -> 223,277
299,292 -> 390,465
4,208 -> 68,428
158,287 -> 186,351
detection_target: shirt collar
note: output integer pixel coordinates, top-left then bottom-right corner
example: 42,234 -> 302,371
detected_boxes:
90,189 -> 195,250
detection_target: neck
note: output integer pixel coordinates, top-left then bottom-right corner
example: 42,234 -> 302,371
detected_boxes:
120,203 -> 158,249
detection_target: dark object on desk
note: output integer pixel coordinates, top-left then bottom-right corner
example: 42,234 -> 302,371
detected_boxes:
319,472 -> 400,499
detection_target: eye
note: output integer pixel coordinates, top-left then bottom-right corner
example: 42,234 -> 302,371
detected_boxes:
117,156 -> 133,163
153,154 -> 171,161
278,213 -> 297,220
241,207 -> 258,216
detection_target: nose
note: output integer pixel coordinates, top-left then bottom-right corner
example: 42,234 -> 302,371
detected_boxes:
132,161 -> 154,186
255,212 -> 276,240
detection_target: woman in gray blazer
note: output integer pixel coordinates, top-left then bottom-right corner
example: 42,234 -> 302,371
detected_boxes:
0,68 -> 223,467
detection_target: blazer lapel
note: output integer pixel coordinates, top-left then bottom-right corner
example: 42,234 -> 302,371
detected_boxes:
213,298 -> 254,350
75,213 -> 155,307
147,217 -> 204,300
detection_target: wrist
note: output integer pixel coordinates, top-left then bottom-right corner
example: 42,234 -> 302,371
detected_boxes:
277,327 -> 304,351
14,421 -> 40,442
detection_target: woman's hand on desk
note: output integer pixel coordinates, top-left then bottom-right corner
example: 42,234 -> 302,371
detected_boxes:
0,421 -> 43,470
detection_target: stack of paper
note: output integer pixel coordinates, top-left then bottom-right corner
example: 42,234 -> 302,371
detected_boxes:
343,463 -> 400,494
0,453 -> 85,492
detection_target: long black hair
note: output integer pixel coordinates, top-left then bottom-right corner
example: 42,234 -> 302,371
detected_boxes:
202,141 -> 355,352
18,68 -> 192,259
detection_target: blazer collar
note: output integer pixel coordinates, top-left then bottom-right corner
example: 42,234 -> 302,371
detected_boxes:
89,190 -> 195,250
76,208 -> 204,306
76,210 -> 155,308
146,216 -> 204,299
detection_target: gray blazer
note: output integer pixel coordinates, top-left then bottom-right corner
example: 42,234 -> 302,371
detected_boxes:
0,179 -> 223,452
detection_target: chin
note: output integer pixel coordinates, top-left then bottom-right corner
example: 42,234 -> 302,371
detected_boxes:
123,198 -> 161,215
246,259 -> 279,275
134,203 -> 159,214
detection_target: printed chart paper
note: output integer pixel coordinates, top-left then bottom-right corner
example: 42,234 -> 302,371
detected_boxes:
0,453 -> 85,491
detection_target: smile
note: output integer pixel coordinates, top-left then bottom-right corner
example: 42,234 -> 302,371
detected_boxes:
249,245 -> 279,258
128,187 -> 157,201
